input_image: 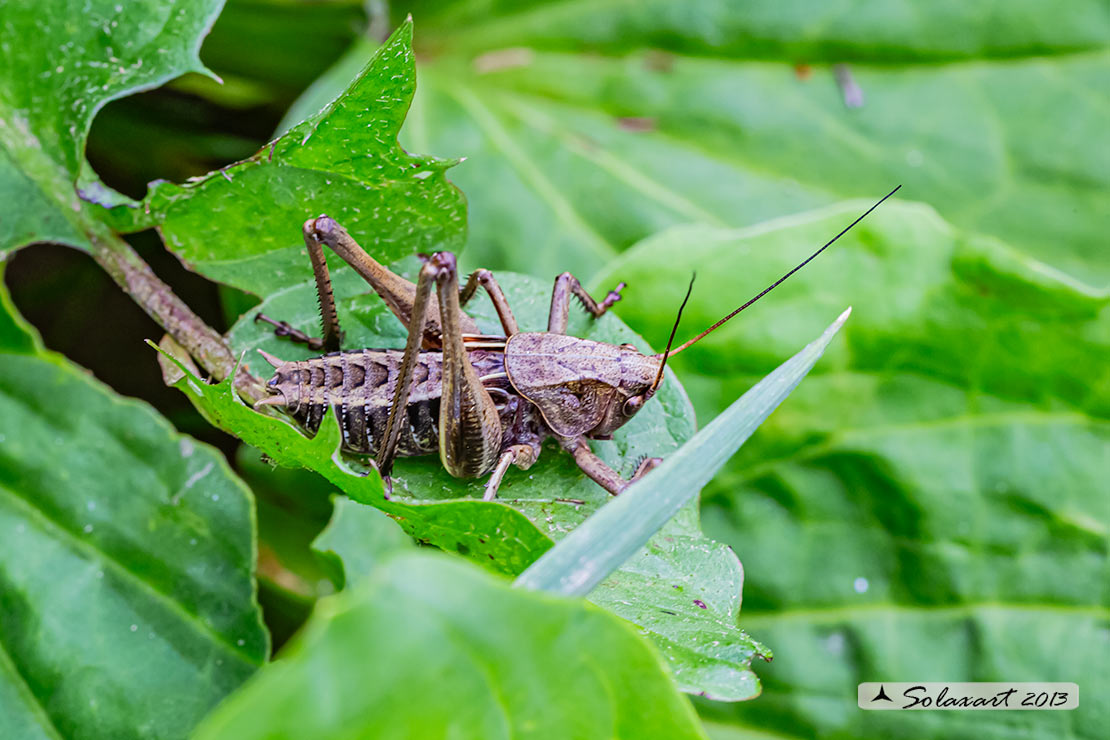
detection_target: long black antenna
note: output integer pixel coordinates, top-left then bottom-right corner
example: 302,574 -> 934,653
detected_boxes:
663,184 -> 900,359
650,273 -> 696,393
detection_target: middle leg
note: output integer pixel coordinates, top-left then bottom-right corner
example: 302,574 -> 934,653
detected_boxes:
548,272 -> 626,334
559,436 -> 661,495
459,268 -> 519,337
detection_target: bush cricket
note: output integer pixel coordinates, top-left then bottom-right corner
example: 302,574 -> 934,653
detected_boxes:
254,186 -> 899,499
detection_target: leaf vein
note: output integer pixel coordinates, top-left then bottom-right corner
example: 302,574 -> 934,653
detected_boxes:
0,484 -> 261,668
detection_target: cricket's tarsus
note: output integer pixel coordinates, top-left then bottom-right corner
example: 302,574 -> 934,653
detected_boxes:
254,312 -> 326,350
255,188 -> 898,499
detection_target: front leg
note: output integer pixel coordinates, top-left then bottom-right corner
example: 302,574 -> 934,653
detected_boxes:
548,272 -> 626,334
459,268 -> 519,336
560,437 -> 661,495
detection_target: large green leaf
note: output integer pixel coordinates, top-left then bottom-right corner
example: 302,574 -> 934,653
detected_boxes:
311,497 -> 414,590
114,20 -> 467,298
401,0 -> 1110,60
169,267 -> 776,699
0,275 -> 267,739
194,551 -> 708,740
591,201 -> 1110,738
340,1 -> 1110,287
0,0 -> 226,253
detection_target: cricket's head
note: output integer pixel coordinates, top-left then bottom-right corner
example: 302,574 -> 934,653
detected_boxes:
585,342 -> 665,437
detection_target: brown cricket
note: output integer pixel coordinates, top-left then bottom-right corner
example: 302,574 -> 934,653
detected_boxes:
254,187 -> 899,500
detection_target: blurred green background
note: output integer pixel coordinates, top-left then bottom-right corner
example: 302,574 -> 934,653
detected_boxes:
7,1 -> 1107,738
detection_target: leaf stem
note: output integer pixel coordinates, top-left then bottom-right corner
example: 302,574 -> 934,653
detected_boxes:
85,219 -> 264,401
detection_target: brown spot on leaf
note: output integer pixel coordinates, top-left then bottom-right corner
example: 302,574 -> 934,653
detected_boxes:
473,47 -> 534,74
617,117 -> 656,133
643,50 -> 674,73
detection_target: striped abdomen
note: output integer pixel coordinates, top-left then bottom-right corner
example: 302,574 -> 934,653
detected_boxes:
263,349 -> 507,457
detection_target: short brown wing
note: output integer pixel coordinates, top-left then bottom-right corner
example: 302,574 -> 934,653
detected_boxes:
516,378 -> 611,437
504,333 -> 620,437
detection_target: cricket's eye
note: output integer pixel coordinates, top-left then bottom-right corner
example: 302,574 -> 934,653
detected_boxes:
622,395 -> 645,416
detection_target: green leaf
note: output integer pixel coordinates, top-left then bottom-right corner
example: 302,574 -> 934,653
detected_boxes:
119,20 -> 466,297
311,497 -> 414,590
367,2 -> 1109,286
403,0 -> 1110,60
0,0 -> 226,253
0,271 -> 39,354
172,267 -> 769,699
0,275 -> 267,739
274,36 -> 382,138
234,447 -> 336,628
82,0 -> 374,203
516,309 -> 849,700
591,201 -> 1110,738
193,551 -> 708,740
